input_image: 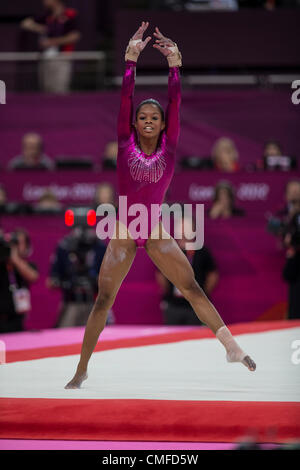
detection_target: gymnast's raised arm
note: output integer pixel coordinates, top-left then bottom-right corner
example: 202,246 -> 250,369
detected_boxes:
117,22 -> 151,143
153,27 -> 182,150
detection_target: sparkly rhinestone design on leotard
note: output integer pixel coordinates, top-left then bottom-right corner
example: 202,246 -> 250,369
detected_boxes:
128,145 -> 166,183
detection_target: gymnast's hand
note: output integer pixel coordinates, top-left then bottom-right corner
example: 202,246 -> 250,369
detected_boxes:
153,27 -> 182,67
125,21 -> 152,62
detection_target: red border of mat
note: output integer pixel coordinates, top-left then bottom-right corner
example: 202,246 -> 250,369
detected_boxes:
5,320 -> 300,363
2,321 -> 300,443
1,398 -> 299,443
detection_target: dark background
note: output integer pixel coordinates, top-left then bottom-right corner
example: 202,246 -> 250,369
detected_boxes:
0,1 -> 299,74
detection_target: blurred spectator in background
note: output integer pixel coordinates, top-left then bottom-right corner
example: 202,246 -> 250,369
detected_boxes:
264,140 -> 283,158
285,180 -> 300,216
0,229 -> 39,333
21,0 -> 81,94
46,225 -> 112,327
211,137 -> 240,172
282,211 -> 300,319
181,137 -> 240,172
102,141 -> 118,170
156,216 -> 219,325
35,190 -> 63,213
209,181 -> 245,219
0,186 -> 7,211
276,180 -> 300,222
94,182 -> 116,208
267,179 -> 300,240
266,179 -> 300,319
8,133 -> 54,171
255,139 -> 297,171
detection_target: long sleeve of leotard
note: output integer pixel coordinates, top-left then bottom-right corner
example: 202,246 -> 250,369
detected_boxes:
117,60 -> 136,143
165,66 -> 181,150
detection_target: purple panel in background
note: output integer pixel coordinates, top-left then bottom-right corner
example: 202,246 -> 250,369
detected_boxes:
0,170 -> 298,214
1,87 -> 299,168
115,9 -> 300,72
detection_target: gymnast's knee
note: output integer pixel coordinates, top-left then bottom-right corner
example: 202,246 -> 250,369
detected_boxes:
93,291 -> 115,315
181,279 -> 204,301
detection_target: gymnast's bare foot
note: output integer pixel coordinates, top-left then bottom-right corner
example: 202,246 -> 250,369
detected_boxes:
65,370 -> 88,389
242,355 -> 256,372
226,351 -> 256,371
216,327 -> 256,372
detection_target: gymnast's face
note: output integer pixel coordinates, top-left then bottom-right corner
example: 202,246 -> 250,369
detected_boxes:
135,104 -> 165,139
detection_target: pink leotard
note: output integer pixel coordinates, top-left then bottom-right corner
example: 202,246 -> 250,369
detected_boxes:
117,60 -> 181,247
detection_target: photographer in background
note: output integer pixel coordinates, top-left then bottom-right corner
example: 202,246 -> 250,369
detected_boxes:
0,229 -> 39,333
47,224 -> 111,327
282,212 -> 300,319
267,180 -> 300,242
279,180 -> 300,221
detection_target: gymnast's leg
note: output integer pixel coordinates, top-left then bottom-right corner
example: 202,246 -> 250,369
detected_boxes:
145,224 -> 256,371
65,222 -> 137,389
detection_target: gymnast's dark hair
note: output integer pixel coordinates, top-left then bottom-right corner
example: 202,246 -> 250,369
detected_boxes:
135,99 -> 165,122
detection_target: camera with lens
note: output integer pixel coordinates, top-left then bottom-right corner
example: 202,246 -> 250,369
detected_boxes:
53,223 -> 98,300
0,233 -> 19,264
66,226 -> 97,277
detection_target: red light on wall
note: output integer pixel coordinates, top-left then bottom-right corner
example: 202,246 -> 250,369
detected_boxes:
65,209 -> 74,227
87,209 -> 96,226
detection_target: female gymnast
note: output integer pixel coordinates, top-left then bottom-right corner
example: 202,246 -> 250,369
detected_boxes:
65,22 -> 256,389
